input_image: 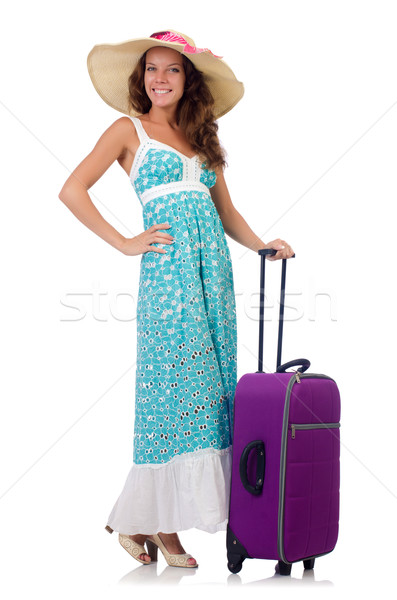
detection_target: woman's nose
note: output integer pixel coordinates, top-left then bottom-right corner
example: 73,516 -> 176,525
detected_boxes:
155,71 -> 167,82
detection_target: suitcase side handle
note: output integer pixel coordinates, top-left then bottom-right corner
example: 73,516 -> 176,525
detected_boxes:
239,440 -> 265,495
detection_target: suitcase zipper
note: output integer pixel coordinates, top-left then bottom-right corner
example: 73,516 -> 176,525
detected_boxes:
277,372 -> 338,564
290,422 -> 341,439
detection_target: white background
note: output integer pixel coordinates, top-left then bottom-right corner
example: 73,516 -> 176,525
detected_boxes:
1,0 -> 396,597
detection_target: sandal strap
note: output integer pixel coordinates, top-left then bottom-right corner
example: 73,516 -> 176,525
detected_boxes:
167,553 -> 194,566
119,534 -> 148,558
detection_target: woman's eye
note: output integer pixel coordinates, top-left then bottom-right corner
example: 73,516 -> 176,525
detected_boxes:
145,66 -> 180,72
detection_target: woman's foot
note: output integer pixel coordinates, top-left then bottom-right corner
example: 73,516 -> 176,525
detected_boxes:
147,532 -> 197,566
128,534 -> 151,563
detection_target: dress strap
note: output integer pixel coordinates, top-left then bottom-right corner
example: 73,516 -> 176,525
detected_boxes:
129,116 -> 150,144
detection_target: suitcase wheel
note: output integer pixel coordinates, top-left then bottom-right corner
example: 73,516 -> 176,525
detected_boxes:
303,558 -> 315,570
276,561 -> 292,576
227,556 -> 244,574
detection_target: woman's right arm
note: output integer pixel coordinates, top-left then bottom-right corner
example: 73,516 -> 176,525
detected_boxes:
58,117 -> 132,253
58,117 -> 175,256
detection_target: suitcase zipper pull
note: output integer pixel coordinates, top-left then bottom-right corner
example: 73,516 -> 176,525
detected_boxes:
294,370 -> 301,383
291,425 -> 296,439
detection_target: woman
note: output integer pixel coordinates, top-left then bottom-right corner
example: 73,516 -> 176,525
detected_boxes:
59,30 -> 294,569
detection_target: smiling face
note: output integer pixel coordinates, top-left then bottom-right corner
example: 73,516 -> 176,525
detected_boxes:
144,46 -> 186,112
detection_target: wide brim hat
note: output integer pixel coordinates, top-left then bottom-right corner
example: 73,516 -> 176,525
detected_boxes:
87,29 -> 244,120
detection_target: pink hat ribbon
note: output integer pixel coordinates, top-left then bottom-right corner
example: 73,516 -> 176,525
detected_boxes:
150,31 -> 223,58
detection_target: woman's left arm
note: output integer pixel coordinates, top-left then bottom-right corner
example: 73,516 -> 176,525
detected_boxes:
210,168 -> 294,258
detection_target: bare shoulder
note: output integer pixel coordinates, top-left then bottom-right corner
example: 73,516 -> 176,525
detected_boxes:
94,116 -> 140,177
104,116 -> 139,152
83,116 -> 139,155
110,116 -> 141,174
62,116 -> 141,191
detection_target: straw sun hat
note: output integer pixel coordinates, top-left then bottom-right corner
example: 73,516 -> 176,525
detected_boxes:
87,29 -> 244,119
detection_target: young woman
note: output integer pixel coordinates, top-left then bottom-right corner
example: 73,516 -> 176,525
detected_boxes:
59,30 -> 294,569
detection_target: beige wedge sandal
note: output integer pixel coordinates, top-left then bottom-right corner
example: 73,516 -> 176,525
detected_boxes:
145,533 -> 198,568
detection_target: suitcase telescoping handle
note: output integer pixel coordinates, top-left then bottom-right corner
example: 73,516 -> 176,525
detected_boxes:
257,249 -> 310,374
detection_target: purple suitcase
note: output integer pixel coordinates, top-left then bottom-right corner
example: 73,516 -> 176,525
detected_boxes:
226,249 -> 341,575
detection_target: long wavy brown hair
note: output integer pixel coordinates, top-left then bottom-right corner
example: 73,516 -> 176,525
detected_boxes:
127,51 -> 227,171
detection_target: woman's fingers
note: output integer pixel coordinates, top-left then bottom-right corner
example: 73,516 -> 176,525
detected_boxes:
265,239 -> 294,260
119,222 -> 175,256
150,223 -> 174,242
150,223 -> 173,237
145,222 -> 175,253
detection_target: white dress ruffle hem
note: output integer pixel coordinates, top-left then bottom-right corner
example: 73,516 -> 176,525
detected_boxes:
106,446 -> 232,535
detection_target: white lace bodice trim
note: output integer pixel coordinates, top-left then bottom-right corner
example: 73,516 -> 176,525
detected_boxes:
128,116 -> 206,190
139,180 -> 211,206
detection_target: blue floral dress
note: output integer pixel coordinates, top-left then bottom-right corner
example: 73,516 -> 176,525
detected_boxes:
106,116 -> 237,535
